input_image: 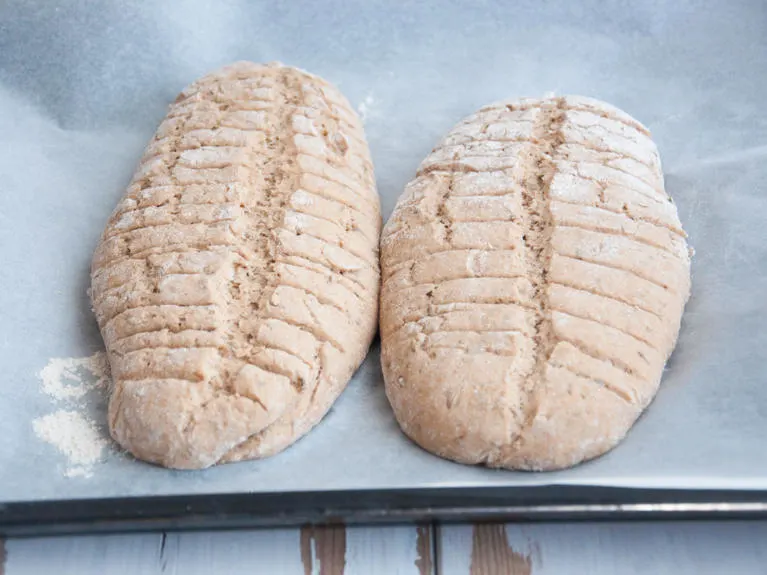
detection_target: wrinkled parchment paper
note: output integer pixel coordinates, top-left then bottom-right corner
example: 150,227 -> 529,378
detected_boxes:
1,0 -> 766,501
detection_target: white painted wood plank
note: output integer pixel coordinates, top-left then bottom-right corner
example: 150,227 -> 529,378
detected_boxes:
21,520 -> 767,575
345,525 -> 432,575
161,529 -> 304,575
5,532 -> 164,575
437,524 -> 473,575
439,521 -> 767,575
3,524 -> 434,575
5,530 -> 305,575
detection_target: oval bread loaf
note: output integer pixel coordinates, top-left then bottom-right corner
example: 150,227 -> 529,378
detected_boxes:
91,62 -> 381,469
380,96 -> 690,471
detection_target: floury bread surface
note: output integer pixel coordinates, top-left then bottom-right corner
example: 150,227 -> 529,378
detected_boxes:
380,96 -> 690,471
91,62 -> 381,469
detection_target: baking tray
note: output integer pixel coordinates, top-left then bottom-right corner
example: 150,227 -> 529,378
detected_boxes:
2,0 -> 767,536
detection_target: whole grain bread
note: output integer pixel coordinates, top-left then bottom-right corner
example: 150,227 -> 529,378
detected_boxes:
91,62 -> 381,469
380,96 -> 690,471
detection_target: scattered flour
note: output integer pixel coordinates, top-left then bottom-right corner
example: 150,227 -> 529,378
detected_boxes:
357,93 -> 377,123
33,351 -> 112,478
32,410 -> 108,479
39,351 -> 110,400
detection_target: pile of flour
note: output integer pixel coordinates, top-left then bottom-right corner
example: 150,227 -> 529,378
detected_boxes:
32,352 -> 111,478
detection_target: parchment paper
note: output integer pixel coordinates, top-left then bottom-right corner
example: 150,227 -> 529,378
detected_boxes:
1,0 -> 766,502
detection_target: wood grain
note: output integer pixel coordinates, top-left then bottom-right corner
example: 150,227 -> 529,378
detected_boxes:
300,525 -> 347,575
162,529 -> 305,574
3,524 -> 429,574
346,525 -> 434,575
7,521 -> 767,574
439,521 -> 767,575
415,524 -> 433,575
4,532 -> 164,575
470,524 -> 532,575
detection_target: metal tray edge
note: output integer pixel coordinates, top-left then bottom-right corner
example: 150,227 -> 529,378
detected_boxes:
4,486 -> 767,537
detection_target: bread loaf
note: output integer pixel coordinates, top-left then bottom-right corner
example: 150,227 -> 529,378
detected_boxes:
91,62 -> 381,469
380,96 -> 690,470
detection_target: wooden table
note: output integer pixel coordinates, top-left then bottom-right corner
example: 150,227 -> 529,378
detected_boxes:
3,521 -> 766,574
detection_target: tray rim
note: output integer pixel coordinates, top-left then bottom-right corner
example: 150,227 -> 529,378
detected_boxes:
3,486 -> 767,537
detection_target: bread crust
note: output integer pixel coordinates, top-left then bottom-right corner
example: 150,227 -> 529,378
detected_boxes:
91,62 -> 381,469
380,96 -> 690,471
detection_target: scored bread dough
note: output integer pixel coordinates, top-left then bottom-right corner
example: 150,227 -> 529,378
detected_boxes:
380,95 -> 691,471
91,62 -> 381,469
